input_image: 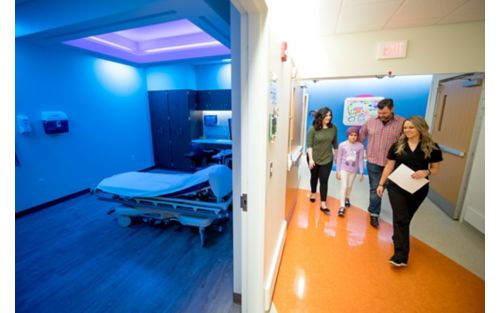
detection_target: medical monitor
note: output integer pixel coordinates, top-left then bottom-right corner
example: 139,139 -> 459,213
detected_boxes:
204,114 -> 218,127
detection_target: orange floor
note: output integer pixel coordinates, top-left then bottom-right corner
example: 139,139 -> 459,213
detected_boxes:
273,190 -> 484,313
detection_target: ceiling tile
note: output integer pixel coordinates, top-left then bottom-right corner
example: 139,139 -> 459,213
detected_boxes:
438,0 -> 485,24
336,1 -> 402,34
385,17 -> 442,29
317,0 -> 343,36
391,0 -> 468,20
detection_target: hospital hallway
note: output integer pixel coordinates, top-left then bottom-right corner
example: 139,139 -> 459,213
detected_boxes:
272,189 -> 485,313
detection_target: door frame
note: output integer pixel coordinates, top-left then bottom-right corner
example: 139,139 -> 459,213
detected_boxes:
426,73 -> 485,219
231,1 -> 269,312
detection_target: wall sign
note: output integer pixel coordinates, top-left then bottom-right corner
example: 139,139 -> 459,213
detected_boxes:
343,96 -> 383,126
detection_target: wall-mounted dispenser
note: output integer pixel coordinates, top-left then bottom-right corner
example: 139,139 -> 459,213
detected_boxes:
16,114 -> 32,134
41,111 -> 69,134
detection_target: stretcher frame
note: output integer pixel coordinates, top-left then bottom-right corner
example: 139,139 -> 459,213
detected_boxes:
93,186 -> 232,247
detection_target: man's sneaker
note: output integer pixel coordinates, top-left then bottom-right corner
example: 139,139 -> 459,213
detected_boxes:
338,207 -> 346,217
389,256 -> 408,267
345,199 -> 351,207
370,216 -> 379,228
320,207 -> 330,215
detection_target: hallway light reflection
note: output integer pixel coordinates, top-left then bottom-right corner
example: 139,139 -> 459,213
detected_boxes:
294,269 -> 306,300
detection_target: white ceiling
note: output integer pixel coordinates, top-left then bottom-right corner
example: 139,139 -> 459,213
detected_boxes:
314,0 -> 484,35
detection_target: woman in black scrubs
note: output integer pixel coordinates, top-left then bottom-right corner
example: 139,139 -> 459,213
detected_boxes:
376,116 -> 443,267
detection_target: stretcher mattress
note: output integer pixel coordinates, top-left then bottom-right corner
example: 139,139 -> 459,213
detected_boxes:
96,165 -> 230,198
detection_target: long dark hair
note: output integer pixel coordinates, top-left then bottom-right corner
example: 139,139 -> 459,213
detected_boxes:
313,107 -> 333,131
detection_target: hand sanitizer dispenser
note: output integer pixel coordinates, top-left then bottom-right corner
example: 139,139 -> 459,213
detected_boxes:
16,114 -> 32,134
41,111 -> 69,134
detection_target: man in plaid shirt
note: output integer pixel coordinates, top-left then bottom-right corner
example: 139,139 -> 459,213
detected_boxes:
358,98 -> 405,228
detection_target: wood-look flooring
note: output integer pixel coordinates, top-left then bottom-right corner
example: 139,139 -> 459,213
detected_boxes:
16,193 -> 237,313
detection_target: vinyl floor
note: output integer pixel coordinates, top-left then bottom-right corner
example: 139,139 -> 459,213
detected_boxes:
273,189 -> 485,313
16,193 -> 235,313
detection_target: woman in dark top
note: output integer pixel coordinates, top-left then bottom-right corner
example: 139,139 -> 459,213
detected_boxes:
376,116 -> 443,267
307,107 -> 338,215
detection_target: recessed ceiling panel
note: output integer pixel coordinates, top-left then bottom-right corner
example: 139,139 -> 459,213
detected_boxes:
64,19 -> 230,64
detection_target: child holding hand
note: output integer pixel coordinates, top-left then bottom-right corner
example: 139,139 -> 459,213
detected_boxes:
336,126 -> 365,217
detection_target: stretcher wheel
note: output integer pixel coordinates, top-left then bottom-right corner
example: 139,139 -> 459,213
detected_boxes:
118,215 -> 132,227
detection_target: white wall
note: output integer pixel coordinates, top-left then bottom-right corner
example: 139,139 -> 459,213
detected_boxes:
262,6 -> 295,309
290,22 -> 484,79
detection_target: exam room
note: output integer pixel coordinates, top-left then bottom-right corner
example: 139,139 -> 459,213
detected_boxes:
15,1 -> 236,312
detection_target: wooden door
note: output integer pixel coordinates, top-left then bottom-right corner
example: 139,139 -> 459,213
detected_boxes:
428,76 -> 483,218
148,91 -> 172,169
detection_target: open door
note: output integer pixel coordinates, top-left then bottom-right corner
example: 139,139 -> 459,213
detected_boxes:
428,73 -> 484,219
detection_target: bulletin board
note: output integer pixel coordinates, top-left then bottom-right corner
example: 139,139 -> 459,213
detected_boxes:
342,96 -> 384,126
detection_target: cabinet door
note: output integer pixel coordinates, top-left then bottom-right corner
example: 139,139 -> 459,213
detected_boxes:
167,90 -> 194,171
197,90 -> 212,110
149,91 -> 173,169
210,90 -> 231,110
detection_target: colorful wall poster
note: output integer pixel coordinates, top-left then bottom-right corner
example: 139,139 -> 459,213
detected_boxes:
343,96 -> 384,125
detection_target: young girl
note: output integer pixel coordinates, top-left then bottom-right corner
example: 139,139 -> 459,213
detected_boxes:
335,126 -> 365,217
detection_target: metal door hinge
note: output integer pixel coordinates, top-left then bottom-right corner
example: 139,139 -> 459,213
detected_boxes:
241,193 -> 248,212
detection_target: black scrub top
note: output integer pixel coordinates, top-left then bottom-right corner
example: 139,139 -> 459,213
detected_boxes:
387,142 -> 443,174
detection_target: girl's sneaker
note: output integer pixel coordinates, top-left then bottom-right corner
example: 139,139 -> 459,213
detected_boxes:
345,198 -> 351,207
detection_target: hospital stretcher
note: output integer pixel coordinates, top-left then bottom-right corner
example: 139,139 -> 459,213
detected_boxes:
93,165 -> 232,246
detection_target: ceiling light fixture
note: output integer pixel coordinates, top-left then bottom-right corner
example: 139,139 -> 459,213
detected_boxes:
88,36 -> 133,51
144,41 -> 220,53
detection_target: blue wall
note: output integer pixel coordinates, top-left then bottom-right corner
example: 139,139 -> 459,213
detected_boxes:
146,62 -> 231,90
16,40 -> 154,212
305,75 -> 432,144
146,64 -> 197,90
195,62 -> 231,89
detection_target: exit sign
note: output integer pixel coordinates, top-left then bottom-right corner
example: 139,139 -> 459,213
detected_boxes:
377,40 -> 408,59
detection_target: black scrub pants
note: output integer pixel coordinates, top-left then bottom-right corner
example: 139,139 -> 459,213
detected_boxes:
387,183 -> 429,262
309,161 -> 333,202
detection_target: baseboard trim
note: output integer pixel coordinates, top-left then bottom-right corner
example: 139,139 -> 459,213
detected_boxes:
16,189 -> 90,218
16,166 -> 155,218
233,292 -> 241,304
463,206 -> 485,234
264,220 -> 287,311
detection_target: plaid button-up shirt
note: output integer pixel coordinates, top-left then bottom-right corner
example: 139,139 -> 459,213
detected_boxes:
358,114 -> 405,167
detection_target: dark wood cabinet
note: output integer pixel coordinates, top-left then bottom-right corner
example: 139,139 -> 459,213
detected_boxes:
196,89 -> 231,110
148,90 -> 202,170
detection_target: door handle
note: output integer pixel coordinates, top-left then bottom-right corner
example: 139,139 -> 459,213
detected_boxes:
440,144 -> 465,157
438,95 -> 447,132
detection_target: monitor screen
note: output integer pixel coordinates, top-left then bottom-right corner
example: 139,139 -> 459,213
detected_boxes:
204,115 -> 218,127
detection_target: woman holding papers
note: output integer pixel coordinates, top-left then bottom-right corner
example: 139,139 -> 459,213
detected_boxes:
376,116 -> 443,267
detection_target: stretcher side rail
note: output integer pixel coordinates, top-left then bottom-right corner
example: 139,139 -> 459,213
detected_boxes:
94,190 -> 232,220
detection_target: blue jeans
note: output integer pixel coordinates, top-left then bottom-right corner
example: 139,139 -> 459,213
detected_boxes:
367,162 -> 385,216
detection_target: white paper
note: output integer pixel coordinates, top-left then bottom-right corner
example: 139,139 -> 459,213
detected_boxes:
388,164 -> 429,194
